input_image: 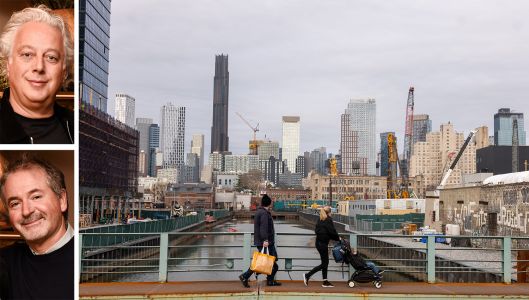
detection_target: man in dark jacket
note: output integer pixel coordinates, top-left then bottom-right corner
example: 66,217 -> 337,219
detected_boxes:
239,194 -> 281,287
0,254 -> 8,300
0,89 -> 74,144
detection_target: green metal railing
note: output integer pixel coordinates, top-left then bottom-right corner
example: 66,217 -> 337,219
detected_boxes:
80,231 -> 528,284
80,210 -> 231,249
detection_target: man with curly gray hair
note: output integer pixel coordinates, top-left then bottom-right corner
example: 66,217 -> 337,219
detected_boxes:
0,155 -> 73,299
0,5 -> 74,144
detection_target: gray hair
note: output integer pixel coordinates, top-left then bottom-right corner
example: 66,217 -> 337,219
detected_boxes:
0,5 -> 73,82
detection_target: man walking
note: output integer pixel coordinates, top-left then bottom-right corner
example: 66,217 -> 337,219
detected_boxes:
239,194 -> 281,287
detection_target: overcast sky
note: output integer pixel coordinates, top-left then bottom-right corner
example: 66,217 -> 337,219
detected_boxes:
108,0 -> 529,157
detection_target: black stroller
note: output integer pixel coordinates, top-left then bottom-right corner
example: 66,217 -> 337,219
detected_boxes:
333,239 -> 383,289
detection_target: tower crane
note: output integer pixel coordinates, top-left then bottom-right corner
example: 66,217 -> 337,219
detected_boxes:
401,86 -> 414,197
236,112 -> 259,155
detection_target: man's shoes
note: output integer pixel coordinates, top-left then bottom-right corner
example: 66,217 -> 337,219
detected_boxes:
267,280 -> 282,286
239,274 -> 250,288
302,273 -> 309,286
322,280 -> 334,288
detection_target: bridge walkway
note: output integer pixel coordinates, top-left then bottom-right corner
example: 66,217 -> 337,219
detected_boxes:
80,281 -> 529,299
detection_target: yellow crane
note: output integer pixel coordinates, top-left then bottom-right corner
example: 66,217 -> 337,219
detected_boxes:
387,133 -> 410,199
236,112 -> 259,155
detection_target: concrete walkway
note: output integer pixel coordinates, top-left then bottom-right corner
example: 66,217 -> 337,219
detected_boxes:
80,280 -> 529,299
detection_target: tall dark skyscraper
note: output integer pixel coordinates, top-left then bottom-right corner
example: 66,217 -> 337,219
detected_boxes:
211,54 -> 230,153
79,0 -> 111,112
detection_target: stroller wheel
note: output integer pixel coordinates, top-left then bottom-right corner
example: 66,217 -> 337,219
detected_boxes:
348,280 -> 355,288
374,281 -> 382,289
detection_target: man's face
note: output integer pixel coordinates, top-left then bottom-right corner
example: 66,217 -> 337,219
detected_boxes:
6,21 -> 65,113
3,167 -> 67,252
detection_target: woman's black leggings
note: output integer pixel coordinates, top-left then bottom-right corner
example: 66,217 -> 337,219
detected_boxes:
306,240 -> 329,279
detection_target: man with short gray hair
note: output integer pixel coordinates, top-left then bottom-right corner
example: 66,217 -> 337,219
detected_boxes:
0,156 -> 73,299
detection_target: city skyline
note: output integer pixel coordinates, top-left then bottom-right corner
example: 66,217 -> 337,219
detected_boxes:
107,0 -> 529,156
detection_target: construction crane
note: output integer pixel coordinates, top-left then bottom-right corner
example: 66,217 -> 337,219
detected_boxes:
328,157 -> 338,207
387,133 -> 411,199
401,86 -> 414,197
387,133 -> 399,198
325,157 -> 342,207
236,112 -> 259,155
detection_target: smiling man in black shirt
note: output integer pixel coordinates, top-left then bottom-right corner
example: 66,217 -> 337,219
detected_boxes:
0,5 -> 74,144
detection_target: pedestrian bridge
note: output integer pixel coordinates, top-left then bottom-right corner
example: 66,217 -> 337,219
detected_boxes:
79,229 -> 529,299
80,281 -> 529,299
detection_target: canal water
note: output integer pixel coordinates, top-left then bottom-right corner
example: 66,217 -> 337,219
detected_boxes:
115,219 -> 408,283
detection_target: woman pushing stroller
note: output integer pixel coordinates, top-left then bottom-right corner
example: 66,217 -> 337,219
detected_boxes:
303,206 -> 341,288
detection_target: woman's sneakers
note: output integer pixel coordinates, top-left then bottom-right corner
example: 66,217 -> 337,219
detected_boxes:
322,280 -> 334,288
302,273 -> 309,286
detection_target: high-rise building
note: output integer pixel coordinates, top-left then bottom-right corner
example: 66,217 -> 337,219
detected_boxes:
341,113 -> 359,175
209,152 -> 225,172
211,54 -> 230,153
410,123 -> 477,190
136,118 -> 153,177
494,108 -> 526,146
115,93 -> 135,127
79,0 -> 111,112
304,151 -> 312,174
191,134 -> 205,176
309,147 -> 327,175
259,157 -> 284,185
412,114 -> 432,150
380,132 -> 395,177
258,141 -> 280,160
148,124 -> 160,177
281,116 -> 300,172
161,103 -> 186,169
224,154 -> 259,174
344,99 -> 376,175
295,155 -> 306,177
183,153 -> 200,183
79,103 -> 139,223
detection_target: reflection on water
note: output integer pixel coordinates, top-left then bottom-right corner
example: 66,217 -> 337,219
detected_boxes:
118,219 -> 410,282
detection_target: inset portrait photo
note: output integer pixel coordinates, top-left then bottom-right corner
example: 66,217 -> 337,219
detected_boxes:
0,1 -> 74,144
0,150 -> 74,300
